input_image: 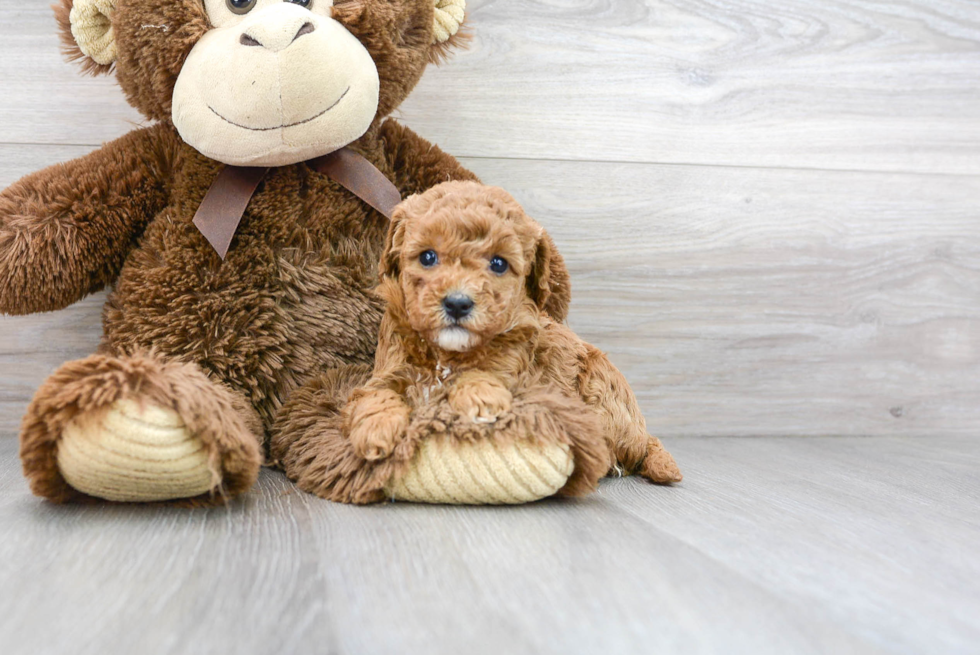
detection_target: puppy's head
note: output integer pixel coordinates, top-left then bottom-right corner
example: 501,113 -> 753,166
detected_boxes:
379,181 -> 570,353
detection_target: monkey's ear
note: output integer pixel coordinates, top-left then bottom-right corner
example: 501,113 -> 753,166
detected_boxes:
56,0 -> 118,75
429,0 -> 470,64
527,229 -> 572,322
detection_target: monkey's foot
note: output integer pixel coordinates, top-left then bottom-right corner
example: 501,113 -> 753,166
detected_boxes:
20,353 -> 263,504
56,398 -> 215,502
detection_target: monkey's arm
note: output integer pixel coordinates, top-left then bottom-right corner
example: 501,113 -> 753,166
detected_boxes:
379,119 -> 479,197
0,123 -> 176,315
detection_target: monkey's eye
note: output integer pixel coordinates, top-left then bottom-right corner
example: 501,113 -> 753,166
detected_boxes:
489,256 -> 509,275
419,250 -> 439,268
227,0 -> 258,14
286,0 -> 313,6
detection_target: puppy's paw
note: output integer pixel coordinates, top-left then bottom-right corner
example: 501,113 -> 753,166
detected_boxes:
344,389 -> 411,461
448,373 -> 513,423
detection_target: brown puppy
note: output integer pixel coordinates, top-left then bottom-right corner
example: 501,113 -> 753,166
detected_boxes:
343,181 -> 682,487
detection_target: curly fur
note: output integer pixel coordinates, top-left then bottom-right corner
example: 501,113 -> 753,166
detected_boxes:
271,181 -> 680,504
271,369 -> 608,503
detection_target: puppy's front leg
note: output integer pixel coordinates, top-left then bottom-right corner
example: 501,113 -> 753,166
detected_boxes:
343,387 -> 411,461
448,371 -> 513,423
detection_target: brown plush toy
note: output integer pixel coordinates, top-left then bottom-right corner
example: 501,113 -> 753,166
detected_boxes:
1,0 -> 517,504
270,181 -> 682,504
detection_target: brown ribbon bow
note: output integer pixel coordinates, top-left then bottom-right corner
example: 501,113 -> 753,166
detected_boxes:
192,147 -> 402,260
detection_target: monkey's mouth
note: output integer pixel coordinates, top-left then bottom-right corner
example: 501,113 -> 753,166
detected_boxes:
207,86 -> 350,132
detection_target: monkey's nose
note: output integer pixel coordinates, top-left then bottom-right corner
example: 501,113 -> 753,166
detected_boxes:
240,21 -> 315,52
443,294 -> 475,321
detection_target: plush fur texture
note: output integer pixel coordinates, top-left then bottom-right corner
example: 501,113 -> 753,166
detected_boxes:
270,182 -> 680,504
4,0 -> 498,503
20,351 -> 263,506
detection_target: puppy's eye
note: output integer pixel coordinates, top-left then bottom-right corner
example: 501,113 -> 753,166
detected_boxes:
489,256 -> 509,275
419,250 -> 439,268
286,0 -> 312,6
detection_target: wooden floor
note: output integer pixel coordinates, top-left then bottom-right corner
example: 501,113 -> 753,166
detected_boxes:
0,435 -> 978,654
2,0 -> 979,653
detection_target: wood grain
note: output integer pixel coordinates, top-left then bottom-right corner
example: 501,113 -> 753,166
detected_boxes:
404,0 -> 980,174
467,158 -> 980,437
0,2 -> 978,651
2,2 -> 980,173
0,435 -> 977,654
3,146 -> 977,437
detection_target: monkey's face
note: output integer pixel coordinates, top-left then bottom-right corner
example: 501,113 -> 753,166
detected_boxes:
59,0 -> 467,167
172,0 -> 379,166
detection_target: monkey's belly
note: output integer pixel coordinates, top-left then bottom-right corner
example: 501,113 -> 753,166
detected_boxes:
103,241 -> 384,425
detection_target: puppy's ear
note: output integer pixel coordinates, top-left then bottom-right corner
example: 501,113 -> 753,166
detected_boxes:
379,208 -> 408,281
527,229 -> 572,322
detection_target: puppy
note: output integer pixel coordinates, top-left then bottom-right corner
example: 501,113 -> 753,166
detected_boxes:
342,181 -> 682,488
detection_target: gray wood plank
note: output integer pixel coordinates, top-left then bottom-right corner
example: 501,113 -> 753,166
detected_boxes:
469,158 -> 980,438
0,293 -> 105,434
1,2 -> 979,173
0,8 -> 144,147
403,0 -> 980,174
0,435 -> 977,654
602,435 -> 980,654
2,147 -> 978,438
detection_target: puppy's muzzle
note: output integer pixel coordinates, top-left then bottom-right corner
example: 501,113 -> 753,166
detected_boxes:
442,293 -> 474,322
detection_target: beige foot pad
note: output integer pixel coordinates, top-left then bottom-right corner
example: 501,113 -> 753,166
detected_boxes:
385,438 -> 575,505
56,398 -> 215,502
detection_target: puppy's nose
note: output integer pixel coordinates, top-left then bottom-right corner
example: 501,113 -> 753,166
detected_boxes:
443,294 -> 474,321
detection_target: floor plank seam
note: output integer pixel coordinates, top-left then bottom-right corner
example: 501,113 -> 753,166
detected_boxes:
4,141 -> 980,180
